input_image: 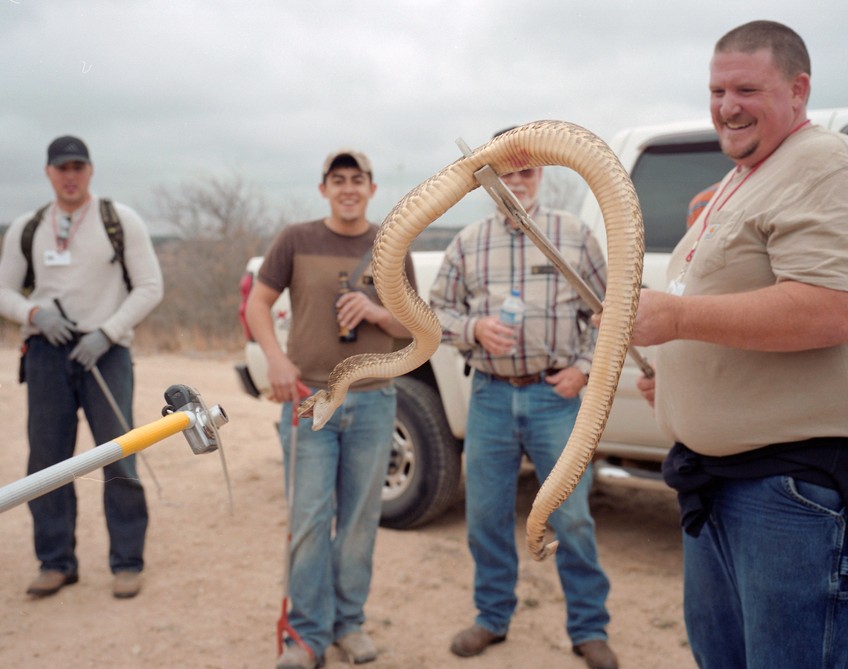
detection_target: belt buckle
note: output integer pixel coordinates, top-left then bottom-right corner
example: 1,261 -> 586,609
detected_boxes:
509,373 -> 540,388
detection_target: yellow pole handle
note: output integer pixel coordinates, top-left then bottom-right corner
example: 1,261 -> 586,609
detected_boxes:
114,412 -> 192,457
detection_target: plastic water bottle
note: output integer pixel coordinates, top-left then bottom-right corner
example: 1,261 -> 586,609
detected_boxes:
498,288 -> 525,354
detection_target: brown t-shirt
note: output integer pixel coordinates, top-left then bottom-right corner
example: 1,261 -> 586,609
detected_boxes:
257,219 -> 416,391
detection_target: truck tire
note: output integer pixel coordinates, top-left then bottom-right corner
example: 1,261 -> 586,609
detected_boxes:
380,376 -> 462,529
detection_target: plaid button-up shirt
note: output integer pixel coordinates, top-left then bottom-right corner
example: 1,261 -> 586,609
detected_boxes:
429,206 -> 607,377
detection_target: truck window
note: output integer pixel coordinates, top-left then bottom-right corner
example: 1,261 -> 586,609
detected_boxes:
631,141 -> 733,252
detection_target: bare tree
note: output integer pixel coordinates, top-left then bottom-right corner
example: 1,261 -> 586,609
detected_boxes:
139,173 -> 287,351
150,172 -> 280,241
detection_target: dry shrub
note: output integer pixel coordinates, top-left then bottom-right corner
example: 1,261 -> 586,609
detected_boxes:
136,172 -> 283,352
135,233 -> 268,353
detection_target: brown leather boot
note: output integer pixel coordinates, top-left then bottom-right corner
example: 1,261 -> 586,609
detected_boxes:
450,624 -> 507,657
26,570 -> 78,597
573,639 -> 619,669
113,571 -> 142,599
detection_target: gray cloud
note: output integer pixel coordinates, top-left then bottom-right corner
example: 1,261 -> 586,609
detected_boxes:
2,0 -> 846,230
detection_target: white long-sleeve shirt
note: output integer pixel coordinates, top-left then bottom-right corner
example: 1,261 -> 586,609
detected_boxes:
0,196 -> 163,346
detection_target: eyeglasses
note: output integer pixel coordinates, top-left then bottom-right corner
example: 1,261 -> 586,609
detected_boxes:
58,216 -> 72,241
505,168 -> 537,179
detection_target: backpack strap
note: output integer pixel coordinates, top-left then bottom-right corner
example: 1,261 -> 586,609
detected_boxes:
20,204 -> 51,292
19,199 -> 132,293
99,199 -> 132,292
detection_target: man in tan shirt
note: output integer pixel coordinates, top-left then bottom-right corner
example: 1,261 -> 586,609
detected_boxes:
633,21 -> 848,669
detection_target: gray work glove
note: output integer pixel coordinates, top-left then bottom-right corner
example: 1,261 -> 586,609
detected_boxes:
31,307 -> 76,346
70,330 -> 112,371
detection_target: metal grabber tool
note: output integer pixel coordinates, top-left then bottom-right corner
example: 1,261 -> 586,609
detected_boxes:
0,383 -> 228,514
52,298 -> 166,498
276,380 -> 314,660
90,364 -> 166,499
162,384 -> 235,514
455,137 -> 655,379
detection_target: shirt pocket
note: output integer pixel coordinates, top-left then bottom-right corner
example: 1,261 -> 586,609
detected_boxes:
691,210 -> 746,279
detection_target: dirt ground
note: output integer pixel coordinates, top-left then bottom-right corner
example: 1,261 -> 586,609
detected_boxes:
0,345 -> 696,669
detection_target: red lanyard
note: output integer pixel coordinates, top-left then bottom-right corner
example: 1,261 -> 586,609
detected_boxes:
684,119 -> 811,265
52,198 -> 92,251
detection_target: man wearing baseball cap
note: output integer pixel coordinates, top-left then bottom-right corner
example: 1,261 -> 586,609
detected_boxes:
246,149 -> 416,669
47,135 -> 92,166
0,135 -> 163,600
320,149 -> 372,179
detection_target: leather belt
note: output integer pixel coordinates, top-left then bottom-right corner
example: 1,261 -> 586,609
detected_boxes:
487,368 -> 559,388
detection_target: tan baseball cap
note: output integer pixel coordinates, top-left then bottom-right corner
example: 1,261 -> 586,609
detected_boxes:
322,149 -> 373,179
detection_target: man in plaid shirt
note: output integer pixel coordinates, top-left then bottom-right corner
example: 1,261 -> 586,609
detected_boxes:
429,131 -> 618,669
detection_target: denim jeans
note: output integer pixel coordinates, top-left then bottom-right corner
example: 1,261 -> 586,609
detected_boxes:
279,385 -> 396,657
24,335 -> 147,575
683,476 -> 848,669
464,372 -> 611,645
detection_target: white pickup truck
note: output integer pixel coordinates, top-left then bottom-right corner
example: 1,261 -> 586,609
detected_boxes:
236,109 -> 848,529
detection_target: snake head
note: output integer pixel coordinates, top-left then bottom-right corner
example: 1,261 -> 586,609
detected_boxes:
297,393 -> 316,418
297,389 -> 340,431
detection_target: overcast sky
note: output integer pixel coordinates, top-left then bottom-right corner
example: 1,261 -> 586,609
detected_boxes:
2,0 -> 846,231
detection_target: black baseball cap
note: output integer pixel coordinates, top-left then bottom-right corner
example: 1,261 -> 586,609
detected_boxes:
47,136 -> 91,166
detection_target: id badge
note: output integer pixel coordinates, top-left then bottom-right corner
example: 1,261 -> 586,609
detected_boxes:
44,250 -> 71,266
667,279 -> 685,296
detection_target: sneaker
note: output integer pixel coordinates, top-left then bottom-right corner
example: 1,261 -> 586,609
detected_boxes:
335,630 -> 378,664
113,571 -> 142,599
276,643 -> 324,669
26,570 -> 79,597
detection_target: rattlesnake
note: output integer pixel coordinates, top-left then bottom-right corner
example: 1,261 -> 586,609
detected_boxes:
299,120 -> 644,560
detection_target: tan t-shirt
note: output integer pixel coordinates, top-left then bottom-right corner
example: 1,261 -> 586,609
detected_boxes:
656,124 -> 848,456
258,219 -> 416,391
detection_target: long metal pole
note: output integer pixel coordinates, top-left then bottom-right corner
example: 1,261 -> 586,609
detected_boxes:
0,412 -> 191,514
277,381 -> 314,657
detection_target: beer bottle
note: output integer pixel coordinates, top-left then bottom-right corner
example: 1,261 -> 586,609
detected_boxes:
336,271 -> 357,343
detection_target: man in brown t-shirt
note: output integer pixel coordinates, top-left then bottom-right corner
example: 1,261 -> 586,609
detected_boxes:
246,150 -> 414,669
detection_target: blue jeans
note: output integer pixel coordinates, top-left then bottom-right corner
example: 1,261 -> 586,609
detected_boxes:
24,336 -> 147,575
279,385 -> 396,657
684,476 -> 848,669
464,372 -> 611,645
